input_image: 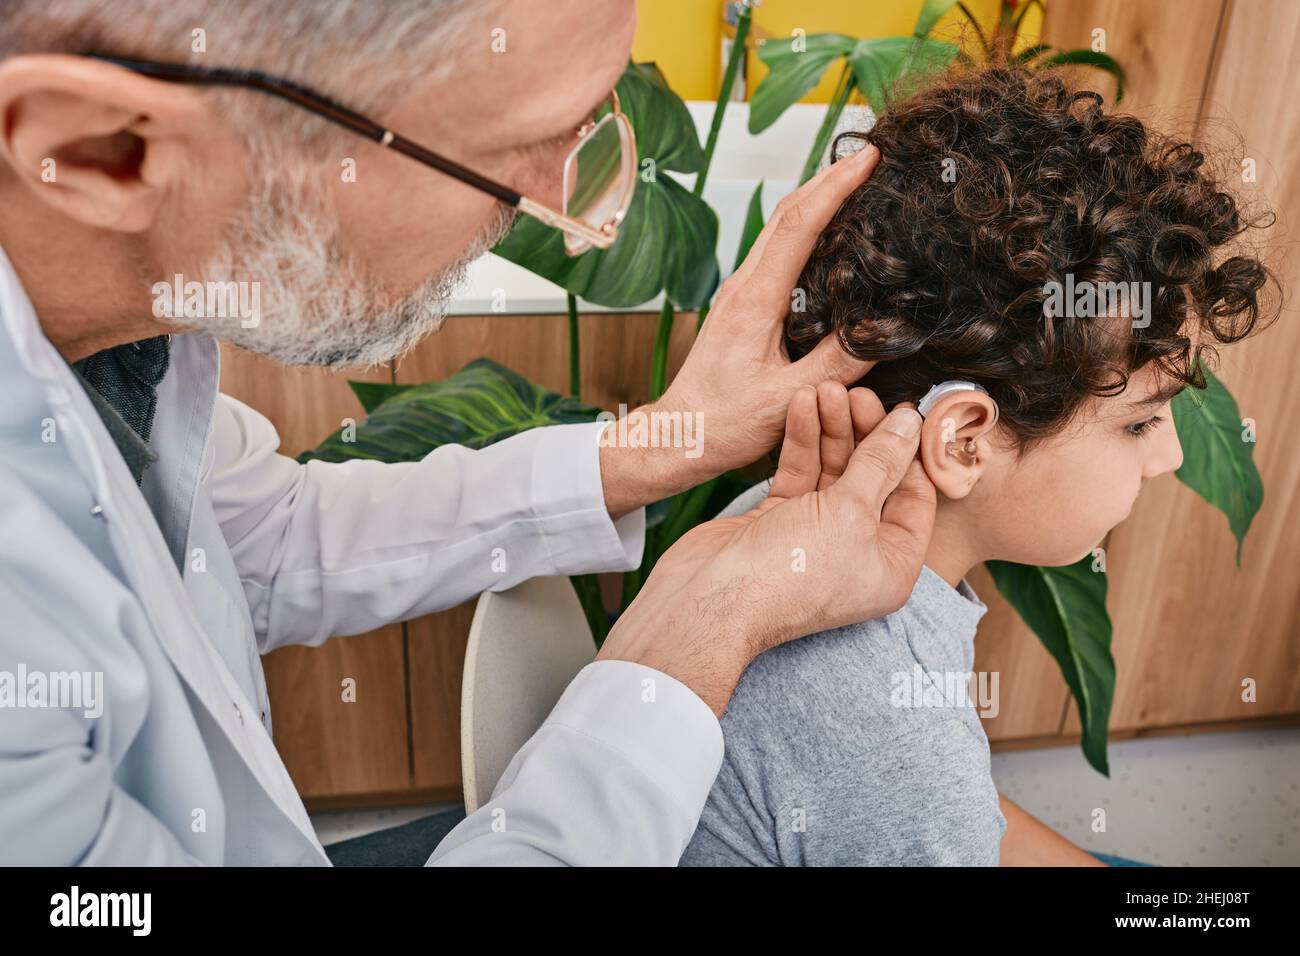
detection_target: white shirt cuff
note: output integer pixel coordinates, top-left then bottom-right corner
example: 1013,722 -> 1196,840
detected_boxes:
530,421 -> 645,575
544,659 -> 724,830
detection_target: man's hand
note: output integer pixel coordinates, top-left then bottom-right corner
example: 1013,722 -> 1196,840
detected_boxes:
600,146 -> 882,519
598,380 -> 933,717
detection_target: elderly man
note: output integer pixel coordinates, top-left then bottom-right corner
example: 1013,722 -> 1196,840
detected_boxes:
0,0 -> 935,865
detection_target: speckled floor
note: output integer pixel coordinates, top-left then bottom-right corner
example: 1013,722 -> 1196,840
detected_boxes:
992,726 -> 1300,866
309,726 -> 1300,866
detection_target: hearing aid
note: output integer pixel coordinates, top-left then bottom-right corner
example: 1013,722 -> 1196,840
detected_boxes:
915,380 -> 993,466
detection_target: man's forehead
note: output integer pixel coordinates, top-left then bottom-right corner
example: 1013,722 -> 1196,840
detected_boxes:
413,0 -> 634,150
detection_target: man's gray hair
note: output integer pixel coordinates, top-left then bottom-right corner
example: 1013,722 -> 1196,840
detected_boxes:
0,0 -> 496,153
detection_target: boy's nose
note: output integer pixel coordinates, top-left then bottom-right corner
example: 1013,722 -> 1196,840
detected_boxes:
1147,419 -> 1184,478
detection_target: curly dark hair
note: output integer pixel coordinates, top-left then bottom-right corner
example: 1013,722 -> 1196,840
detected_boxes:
784,65 -> 1278,450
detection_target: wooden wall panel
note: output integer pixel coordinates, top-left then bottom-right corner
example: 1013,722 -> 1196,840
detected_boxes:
1036,0 -> 1228,132
1066,0 -> 1300,734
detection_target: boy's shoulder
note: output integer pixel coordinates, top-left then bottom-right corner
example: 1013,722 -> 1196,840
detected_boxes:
720,602 -> 980,765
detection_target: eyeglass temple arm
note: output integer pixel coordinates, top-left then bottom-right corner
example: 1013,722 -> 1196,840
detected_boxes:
89,55 -> 616,250
85,54 -> 523,206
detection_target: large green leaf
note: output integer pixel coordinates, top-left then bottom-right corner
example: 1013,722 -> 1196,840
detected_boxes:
914,0 -> 960,38
1172,366 -> 1264,565
749,33 -> 857,134
492,62 -> 719,310
348,380 -> 413,414
987,557 -> 1114,775
750,32 -> 957,145
298,358 -> 602,464
847,36 -> 960,110
1039,48 -> 1127,102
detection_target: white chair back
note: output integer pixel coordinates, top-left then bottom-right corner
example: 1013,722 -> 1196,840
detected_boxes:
460,575 -> 596,813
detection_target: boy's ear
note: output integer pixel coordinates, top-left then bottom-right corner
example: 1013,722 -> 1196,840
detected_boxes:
917,390 -> 999,499
0,54 -> 210,232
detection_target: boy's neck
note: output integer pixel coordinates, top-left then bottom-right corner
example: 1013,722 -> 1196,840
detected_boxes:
922,506 -> 984,589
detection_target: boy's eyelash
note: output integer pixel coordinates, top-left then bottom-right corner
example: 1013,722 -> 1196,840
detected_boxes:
1126,414 -> 1165,437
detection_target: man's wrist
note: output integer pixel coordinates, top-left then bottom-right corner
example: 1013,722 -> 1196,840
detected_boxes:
598,401 -> 718,519
596,583 -> 760,719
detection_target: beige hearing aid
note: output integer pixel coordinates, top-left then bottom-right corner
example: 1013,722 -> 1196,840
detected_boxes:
916,380 -> 995,465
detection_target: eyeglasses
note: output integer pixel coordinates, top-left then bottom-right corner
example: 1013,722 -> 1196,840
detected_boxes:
83,55 -> 638,256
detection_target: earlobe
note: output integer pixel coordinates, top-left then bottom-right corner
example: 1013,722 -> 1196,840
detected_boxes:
0,54 -> 208,232
917,391 -> 999,499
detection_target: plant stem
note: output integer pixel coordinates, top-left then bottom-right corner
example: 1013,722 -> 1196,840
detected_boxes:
649,296 -> 675,401
570,574 -> 610,646
799,61 -> 854,185
566,292 -> 581,399
620,565 -> 642,613
955,1 -> 990,55
695,3 -> 753,198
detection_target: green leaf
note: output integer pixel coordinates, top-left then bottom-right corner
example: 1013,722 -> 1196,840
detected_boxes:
348,380 -> 413,414
1014,42 -> 1052,65
1013,0 -> 1046,33
622,61 -> 705,173
914,0 -> 960,37
733,180 -> 766,272
749,33 -> 857,134
298,358 -> 602,464
492,62 -> 719,310
1172,366 -> 1264,565
846,36 -> 960,111
1038,49 -> 1127,102
987,557 -> 1114,775
570,574 -> 609,647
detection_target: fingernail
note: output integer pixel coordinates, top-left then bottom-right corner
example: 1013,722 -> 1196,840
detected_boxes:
885,407 -> 922,438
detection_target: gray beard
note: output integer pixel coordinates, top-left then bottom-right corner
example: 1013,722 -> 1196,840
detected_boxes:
178,165 -> 517,368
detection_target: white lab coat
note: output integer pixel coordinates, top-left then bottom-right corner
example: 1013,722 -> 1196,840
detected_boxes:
0,246 -> 722,865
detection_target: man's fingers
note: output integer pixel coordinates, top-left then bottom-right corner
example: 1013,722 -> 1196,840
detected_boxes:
787,333 -> 875,393
769,385 -> 822,500
838,404 -> 924,511
730,145 -> 881,297
879,456 -> 938,575
848,387 -> 886,442
815,381 -> 854,490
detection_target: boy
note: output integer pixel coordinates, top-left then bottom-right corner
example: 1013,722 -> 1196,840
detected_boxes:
680,66 -> 1275,866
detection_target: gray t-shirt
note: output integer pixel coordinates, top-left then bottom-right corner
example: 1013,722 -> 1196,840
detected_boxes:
680,480 -> 1007,866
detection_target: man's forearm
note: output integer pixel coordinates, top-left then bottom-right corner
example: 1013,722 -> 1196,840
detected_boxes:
999,794 -> 1107,866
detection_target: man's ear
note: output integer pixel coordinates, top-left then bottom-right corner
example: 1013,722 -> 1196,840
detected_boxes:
917,390 -> 999,499
0,54 -> 211,232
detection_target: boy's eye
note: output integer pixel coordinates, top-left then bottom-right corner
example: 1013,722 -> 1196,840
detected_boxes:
1126,414 -> 1165,437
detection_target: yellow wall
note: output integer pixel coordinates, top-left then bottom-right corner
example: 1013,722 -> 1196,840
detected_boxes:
631,0 -> 1044,102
